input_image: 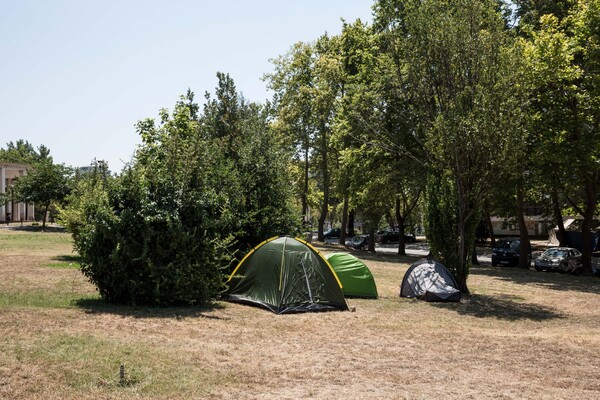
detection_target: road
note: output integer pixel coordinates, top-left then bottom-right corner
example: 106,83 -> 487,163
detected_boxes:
322,236 -> 600,267
322,237 -> 494,263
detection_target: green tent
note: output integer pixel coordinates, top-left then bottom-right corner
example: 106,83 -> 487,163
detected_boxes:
225,237 -> 349,314
326,253 -> 378,298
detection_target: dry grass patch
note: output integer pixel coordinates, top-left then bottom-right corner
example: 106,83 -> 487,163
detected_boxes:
1,228 -> 600,399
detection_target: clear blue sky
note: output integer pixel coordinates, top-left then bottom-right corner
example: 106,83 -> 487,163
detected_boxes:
0,0 -> 373,171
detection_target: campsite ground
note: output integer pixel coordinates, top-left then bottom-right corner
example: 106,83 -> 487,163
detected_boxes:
1,227 -> 600,399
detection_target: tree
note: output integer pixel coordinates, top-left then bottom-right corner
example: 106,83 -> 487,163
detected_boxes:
13,159 -> 71,228
374,0 -> 527,292
347,18 -> 426,255
202,73 -> 301,253
0,140 -> 51,165
522,1 -> 600,273
266,43 -> 316,226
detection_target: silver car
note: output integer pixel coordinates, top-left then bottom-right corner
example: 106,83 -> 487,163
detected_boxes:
534,247 -> 582,273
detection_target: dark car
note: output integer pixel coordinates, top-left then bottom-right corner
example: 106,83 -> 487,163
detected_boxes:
491,238 -> 524,267
345,235 -> 369,250
534,247 -> 582,273
323,228 -> 341,239
377,230 -> 417,244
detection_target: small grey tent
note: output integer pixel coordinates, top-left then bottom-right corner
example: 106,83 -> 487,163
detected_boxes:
400,259 -> 461,302
225,236 -> 348,314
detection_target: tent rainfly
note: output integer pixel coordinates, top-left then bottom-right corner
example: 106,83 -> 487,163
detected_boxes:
400,259 -> 461,302
225,236 -> 348,314
325,253 -> 378,298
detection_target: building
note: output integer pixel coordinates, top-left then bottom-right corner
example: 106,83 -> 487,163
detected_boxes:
1,163 -> 35,222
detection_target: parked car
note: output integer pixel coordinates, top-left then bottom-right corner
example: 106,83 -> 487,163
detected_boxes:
323,228 -> 341,239
534,247 -> 582,273
491,238 -> 527,267
377,230 -> 417,244
345,235 -> 369,250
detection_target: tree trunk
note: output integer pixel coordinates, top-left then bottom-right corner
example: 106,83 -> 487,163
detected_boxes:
301,145 -> 309,225
472,246 -> 479,265
348,210 -> 355,237
517,185 -> 531,269
456,180 -> 470,294
42,201 -> 50,230
339,194 -> 349,245
317,188 -> 328,242
551,188 -> 567,247
485,201 -> 496,248
456,216 -> 470,294
386,212 -> 396,231
395,197 -> 406,256
368,224 -> 376,253
580,174 -> 598,274
317,135 -> 329,242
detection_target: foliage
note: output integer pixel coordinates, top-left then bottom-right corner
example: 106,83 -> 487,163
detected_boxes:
520,0 -> 600,272
202,74 -> 301,252
425,172 -> 460,275
372,0 -> 528,291
0,140 -> 51,164
60,77 -> 299,306
266,35 -> 343,239
11,159 -> 72,228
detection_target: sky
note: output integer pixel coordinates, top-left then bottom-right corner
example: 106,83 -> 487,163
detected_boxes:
0,0 -> 373,171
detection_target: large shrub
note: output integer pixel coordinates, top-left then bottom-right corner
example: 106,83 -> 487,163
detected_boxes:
60,79 -> 300,306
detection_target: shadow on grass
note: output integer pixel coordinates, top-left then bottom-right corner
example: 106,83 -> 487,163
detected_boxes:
4,225 -> 67,233
52,255 -> 82,263
73,297 -> 228,320
435,293 -> 565,321
470,265 -> 600,295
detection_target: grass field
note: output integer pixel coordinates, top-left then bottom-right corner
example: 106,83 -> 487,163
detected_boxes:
1,227 -> 600,399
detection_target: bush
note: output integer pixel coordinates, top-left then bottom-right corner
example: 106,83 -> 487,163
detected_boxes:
60,82 -> 300,306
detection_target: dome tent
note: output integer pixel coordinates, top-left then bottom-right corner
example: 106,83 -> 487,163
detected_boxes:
325,253 -> 378,298
225,237 -> 348,314
400,259 -> 461,302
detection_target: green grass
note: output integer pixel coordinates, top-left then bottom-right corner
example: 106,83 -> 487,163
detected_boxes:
0,291 -> 100,309
44,255 -> 82,269
0,228 -> 73,254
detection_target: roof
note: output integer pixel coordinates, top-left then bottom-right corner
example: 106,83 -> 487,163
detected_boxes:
0,162 -> 30,169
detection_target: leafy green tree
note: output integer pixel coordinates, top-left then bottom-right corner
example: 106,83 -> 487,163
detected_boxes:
266,43 -> 316,225
13,159 -> 71,228
374,0 -> 527,292
345,18 -> 426,255
267,34 -> 344,241
522,1 -> 600,273
202,73 -> 301,253
0,140 -> 51,164
514,0 -> 573,29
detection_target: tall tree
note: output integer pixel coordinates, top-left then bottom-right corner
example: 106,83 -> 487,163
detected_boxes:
522,1 -> 600,273
267,36 -> 343,241
339,18 -> 426,254
375,0 -> 527,292
266,43 -> 316,226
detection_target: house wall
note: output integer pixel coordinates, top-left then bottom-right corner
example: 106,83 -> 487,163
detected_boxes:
0,163 -> 35,222
490,216 -> 551,237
